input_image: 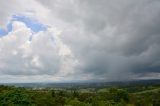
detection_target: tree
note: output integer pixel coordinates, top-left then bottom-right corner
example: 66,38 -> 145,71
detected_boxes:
51,90 -> 55,97
0,90 -> 35,106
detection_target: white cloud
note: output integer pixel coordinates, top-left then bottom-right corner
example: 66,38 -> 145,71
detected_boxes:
0,20 -> 79,82
0,0 -> 50,28
1,0 -> 160,82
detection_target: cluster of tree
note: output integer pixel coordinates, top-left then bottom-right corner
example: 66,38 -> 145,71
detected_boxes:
0,85 -> 160,106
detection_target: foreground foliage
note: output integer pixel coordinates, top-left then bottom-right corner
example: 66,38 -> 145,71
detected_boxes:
0,84 -> 160,106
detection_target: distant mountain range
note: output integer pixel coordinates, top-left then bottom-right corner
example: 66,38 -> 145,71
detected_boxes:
1,79 -> 160,89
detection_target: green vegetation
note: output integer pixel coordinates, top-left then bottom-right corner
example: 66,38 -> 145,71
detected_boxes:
0,84 -> 160,106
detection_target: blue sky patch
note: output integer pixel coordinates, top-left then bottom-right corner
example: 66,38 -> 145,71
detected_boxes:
0,22 -> 12,37
0,15 -> 47,36
12,15 -> 47,32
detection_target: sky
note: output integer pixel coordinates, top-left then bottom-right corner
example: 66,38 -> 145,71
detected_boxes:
0,0 -> 160,83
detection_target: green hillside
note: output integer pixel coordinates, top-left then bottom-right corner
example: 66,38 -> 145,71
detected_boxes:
0,84 -> 160,106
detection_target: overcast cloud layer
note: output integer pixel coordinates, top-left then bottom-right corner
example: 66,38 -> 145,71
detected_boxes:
0,0 -> 160,82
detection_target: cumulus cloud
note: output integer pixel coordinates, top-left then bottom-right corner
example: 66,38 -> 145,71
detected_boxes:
0,0 -> 160,82
0,0 -> 50,28
0,21 -> 78,82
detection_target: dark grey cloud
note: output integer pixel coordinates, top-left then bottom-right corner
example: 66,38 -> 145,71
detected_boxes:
1,0 -> 160,82
36,0 -> 160,80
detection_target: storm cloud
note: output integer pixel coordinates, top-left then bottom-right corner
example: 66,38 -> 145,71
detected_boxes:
0,0 -> 160,82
